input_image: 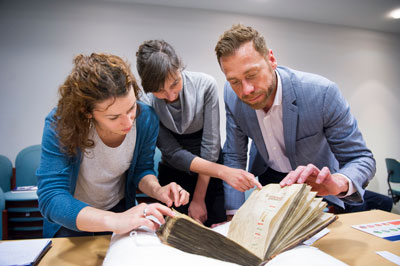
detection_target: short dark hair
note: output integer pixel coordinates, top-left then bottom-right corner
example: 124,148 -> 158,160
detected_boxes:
136,40 -> 184,93
215,24 -> 268,63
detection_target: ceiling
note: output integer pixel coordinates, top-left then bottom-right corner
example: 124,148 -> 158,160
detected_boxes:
106,0 -> 400,34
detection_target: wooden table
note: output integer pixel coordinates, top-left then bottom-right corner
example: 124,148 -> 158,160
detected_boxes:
314,210 -> 400,266
38,235 -> 111,266
2,210 -> 398,265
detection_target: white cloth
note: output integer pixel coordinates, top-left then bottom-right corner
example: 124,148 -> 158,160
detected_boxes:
103,221 -> 347,266
103,226 -> 237,266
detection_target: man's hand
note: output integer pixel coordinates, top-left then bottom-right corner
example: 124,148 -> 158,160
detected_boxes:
279,164 -> 349,196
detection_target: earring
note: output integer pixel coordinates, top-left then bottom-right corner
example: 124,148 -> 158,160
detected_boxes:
88,117 -> 93,128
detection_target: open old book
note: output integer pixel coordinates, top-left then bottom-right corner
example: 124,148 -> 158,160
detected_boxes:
157,184 -> 337,266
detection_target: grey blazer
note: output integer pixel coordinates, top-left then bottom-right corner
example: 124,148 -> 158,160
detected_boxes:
223,66 -> 375,210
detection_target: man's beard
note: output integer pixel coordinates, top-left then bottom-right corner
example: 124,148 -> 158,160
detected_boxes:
242,86 -> 274,110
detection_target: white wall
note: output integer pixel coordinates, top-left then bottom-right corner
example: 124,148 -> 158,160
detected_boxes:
1,0 -> 399,205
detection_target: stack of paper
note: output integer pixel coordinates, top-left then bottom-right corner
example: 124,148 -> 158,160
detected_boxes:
0,239 -> 52,266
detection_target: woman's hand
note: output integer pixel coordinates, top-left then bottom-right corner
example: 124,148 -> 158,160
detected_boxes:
188,173 -> 209,224
76,202 -> 174,235
108,203 -> 174,234
188,198 -> 207,224
219,167 -> 262,192
155,182 -> 190,207
138,175 -> 190,208
189,157 -> 262,192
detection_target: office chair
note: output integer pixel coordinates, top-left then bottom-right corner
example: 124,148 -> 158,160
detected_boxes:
0,155 -> 12,193
3,145 -> 43,239
15,144 -> 41,187
386,158 -> 400,204
153,147 -> 162,176
0,155 -> 12,240
0,187 -> 5,240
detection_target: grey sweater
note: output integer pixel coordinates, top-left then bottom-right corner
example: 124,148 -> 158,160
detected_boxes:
142,71 -> 220,173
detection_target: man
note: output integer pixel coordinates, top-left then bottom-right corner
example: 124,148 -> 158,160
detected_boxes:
215,24 -> 378,218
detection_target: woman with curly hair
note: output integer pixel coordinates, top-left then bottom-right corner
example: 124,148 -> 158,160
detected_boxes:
36,53 -> 189,238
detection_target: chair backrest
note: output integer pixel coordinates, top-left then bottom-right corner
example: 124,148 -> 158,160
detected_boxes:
135,147 -> 162,205
154,147 -> 162,176
0,187 -> 5,239
386,158 -> 400,181
386,158 -> 400,194
0,155 -> 12,192
15,145 -> 41,187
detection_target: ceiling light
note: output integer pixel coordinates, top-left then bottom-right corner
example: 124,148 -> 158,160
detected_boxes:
388,8 -> 400,19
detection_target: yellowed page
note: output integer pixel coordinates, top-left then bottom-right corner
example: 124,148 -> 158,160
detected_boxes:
266,189 -> 316,254
227,184 -> 305,258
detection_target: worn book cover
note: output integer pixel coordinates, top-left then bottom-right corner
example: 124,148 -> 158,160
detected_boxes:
157,184 -> 337,266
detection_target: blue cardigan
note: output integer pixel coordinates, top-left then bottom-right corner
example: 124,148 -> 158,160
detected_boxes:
36,102 -> 159,238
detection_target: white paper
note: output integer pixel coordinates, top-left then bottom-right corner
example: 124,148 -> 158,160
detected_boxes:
0,239 -> 51,266
376,251 -> 400,265
266,245 -> 348,266
303,228 -> 330,245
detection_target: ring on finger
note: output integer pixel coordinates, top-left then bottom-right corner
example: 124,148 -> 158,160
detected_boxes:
179,188 -> 184,193
143,207 -> 148,217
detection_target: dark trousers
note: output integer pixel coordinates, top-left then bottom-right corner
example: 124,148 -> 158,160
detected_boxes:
258,167 -> 288,186
158,162 -> 226,227
257,167 -> 393,213
53,198 -> 127,238
331,190 -> 393,214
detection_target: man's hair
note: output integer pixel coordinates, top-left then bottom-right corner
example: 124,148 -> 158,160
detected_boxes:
215,24 -> 269,63
55,53 -> 140,156
136,40 -> 184,93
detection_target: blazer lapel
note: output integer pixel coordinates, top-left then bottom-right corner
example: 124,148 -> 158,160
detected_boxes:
279,68 -> 298,170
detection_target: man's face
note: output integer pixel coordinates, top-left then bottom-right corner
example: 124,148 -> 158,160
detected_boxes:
219,41 -> 277,110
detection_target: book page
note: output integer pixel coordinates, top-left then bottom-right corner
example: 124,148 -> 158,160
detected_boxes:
275,198 -> 325,248
227,184 -> 305,258
266,189 -> 315,254
271,212 -> 336,256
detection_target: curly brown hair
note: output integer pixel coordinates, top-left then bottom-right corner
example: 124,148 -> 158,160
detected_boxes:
215,24 -> 269,64
55,53 -> 140,157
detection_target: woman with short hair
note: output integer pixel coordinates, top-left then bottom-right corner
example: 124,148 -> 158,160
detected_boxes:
136,40 -> 261,226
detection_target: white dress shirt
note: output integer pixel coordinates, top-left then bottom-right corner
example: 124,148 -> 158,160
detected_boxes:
256,71 -> 292,173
